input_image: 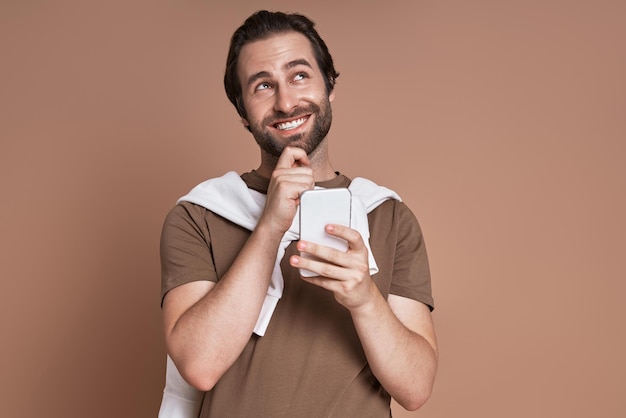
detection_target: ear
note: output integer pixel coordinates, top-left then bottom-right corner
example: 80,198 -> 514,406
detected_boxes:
329,89 -> 336,103
241,117 -> 249,127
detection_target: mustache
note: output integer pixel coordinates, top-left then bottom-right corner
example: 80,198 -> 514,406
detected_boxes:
263,103 -> 320,125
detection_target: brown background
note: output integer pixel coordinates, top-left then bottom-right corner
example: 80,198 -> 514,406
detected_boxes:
1,0 -> 624,417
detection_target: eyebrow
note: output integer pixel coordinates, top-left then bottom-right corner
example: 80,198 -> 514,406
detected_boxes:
285,58 -> 313,71
245,59 -> 314,89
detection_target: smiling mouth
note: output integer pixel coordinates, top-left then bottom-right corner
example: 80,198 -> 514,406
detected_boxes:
274,116 -> 309,131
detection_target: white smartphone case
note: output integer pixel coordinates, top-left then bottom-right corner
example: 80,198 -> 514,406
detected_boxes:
298,188 -> 352,277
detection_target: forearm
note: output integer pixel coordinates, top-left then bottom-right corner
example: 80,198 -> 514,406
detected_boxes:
350,288 -> 438,411
165,221 -> 283,390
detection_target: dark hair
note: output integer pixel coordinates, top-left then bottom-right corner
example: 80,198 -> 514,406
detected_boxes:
224,10 -> 340,118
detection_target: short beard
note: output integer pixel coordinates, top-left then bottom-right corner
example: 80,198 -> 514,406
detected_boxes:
249,98 -> 333,158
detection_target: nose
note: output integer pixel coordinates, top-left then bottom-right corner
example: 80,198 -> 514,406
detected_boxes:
273,85 -> 298,114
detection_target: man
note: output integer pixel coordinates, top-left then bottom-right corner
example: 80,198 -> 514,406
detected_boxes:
159,10 -> 437,417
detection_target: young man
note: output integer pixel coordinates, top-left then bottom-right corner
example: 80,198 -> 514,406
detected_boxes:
159,10 -> 437,417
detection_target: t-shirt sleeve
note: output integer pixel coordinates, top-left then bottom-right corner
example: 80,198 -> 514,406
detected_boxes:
160,202 -> 218,305
389,202 -> 434,310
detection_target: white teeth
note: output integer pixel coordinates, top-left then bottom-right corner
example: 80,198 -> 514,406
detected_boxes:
276,117 -> 307,131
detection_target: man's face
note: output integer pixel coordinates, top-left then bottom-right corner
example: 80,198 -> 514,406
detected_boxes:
237,31 -> 335,157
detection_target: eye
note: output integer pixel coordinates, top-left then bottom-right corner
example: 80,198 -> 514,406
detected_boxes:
293,72 -> 308,82
255,82 -> 272,91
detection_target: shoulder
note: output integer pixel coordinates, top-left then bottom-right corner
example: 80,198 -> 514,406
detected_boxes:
163,201 -> 210,232
369,199 -> 421,230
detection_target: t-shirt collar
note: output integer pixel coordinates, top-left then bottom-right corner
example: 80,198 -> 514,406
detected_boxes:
241,170 -> 351,194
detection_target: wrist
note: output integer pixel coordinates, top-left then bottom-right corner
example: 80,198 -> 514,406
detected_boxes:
254,217 -> 287,241
348,281 -> 382,317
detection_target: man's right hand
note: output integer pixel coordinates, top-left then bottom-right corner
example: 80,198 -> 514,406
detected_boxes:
260,146 -> 314,233
163,147 -> 314,391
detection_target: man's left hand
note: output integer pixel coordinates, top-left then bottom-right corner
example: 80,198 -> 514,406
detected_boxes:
289,224 -> 375,310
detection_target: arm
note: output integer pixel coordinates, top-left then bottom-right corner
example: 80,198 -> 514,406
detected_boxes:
163,147 -> 314,391
352,292 -> 438,411
290,224 -> 438,410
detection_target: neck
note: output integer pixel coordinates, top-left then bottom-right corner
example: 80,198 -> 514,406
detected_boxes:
257,139 -> 337,182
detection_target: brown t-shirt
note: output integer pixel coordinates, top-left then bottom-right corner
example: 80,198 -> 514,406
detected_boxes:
160,171 -> 433,418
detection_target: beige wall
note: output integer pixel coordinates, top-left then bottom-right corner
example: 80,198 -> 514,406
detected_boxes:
1,1 -> 624,417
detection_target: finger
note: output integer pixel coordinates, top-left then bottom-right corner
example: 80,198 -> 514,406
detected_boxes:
296,240 -> 353,273
276,146 -> 310,169
325,224 -> 366,251
289,254 -> 345,281
270,169 -> 315,196
300,274 -> 340,292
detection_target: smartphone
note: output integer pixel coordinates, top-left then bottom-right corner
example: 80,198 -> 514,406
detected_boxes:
298,188 -> 352,277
